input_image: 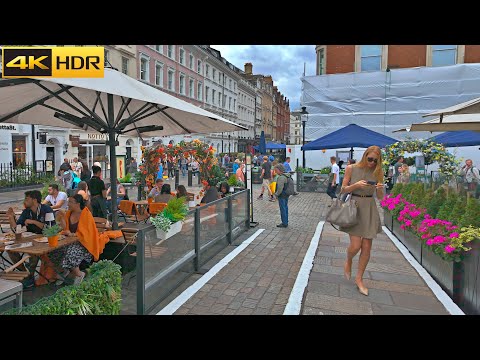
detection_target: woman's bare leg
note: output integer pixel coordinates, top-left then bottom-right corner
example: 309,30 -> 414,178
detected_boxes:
344,235 -> 362,280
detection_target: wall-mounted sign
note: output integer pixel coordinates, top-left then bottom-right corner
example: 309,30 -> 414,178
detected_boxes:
87,133 -> 107,141
0,124 -> 16,131
71,136 -> 80,147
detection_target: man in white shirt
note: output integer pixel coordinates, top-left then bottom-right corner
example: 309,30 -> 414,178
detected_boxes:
327,156 -> 340,206
42,183 -> 69,211
72,157 -> 82,178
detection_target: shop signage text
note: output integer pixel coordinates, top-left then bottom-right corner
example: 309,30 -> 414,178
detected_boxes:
87,133 -> 107,140
0,125 -> 16,130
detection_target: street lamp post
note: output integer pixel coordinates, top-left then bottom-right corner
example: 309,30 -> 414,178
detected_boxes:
300,106 -> 309,168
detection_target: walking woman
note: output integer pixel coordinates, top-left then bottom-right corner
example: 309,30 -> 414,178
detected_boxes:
340,146 -> 384,296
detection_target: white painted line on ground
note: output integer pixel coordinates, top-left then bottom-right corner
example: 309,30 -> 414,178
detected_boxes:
382,226 -> 464,315
157,228 -> 265,315
283,221 -> 325,315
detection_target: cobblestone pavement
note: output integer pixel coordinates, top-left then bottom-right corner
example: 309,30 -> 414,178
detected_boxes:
171,187 -> 450,315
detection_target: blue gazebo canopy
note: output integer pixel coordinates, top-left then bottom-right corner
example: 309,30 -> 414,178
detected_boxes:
254,142 -> 286,151
302,124 -> 397,151
428,130 -> 480,147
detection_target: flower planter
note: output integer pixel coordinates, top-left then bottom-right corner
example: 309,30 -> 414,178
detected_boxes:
421,245 -> 463,302
48,235 -> 59,247
156,221 -> 183,241
392,219 -> 405,244
403,229 -> 422,264
383,209 -> 393,231
233,187 -> 243,193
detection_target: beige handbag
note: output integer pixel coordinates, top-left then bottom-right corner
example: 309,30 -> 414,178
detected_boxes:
326,193 -> 358,228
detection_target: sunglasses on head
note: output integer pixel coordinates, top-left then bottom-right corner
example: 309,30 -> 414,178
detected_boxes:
367,157 -> 378,164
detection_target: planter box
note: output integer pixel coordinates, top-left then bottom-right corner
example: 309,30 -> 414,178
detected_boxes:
155,221 -> 183,242
403,229 -> 422,264
421,245 -> 463,302
392,219 -> 405,244
383,210 -> 393,231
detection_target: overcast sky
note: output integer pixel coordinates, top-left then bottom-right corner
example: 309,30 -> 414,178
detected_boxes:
211,45 -> 316,111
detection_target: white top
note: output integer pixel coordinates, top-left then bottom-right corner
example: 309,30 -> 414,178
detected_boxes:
331,163 -> 340,184
45,191 -> 68,210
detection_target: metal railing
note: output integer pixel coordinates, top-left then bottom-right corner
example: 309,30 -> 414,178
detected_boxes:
0,162 -> 51,189
131,189 -> 250,315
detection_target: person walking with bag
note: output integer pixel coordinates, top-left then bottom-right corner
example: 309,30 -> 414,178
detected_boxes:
273,164 -> 294,228
339,145 -> 385,296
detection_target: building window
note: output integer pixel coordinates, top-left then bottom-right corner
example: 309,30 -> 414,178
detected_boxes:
205,86 -> 209,102
218,92 -> 221,106
233,99 -> 236,111
190,79 -> 195,98
197,60 -> 202,74
12,135 -> 27,168
155,62 -> 163,87
168,45 -> 175,59
318,47 -> 325,75
229,97 -> 232,110
179,48 -> 185,65
155,45 -> 162,54
168,69 -> 175,91
197,82 -> 203,101
223,95 -> 227,108
179,73 -> 186,95
205,64 -> 210,78
219,72 -> 222,83
229,79 -> 232,90
212,89 -> 216,105
104,49 -> 110,66
360,45 -> 382,72
432,45 -> 457,67
121,57 -> 129,75
140,55 -> 149,81
212,68 -> 216,81
189,54 -> 194,70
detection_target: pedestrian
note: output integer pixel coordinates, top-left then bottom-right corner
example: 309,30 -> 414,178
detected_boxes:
258,156 -> 274,201
327,156 -> 340,206
80,161 -> 91,182
157,161 -> 164,180
283,157 -> 293,173
340,145 -> 385,296
167,159 -> 175,180
273,163 -> 292,228
72,157 -> 83,178
460,159 -> 480,195
397,164 -> 410,184
88,165 -> 107,218
127,158 -> 138,174
393,156 -> 404,184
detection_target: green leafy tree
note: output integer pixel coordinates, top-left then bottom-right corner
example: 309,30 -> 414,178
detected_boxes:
459,197 -> 480,228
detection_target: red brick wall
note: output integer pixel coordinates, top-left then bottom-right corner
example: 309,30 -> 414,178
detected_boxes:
326,45 -> 355,74
464,45 -> 480,63
388,45 -> 426,68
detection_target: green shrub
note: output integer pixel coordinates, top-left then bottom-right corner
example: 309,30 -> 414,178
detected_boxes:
459,197 -> 480,229
437,192 -> 459,221
227,174 -> 238,186
2,260 -> 122,315
119,173 -> 132,183
400,183 -> 416,203
426,187 -> 446,218
448,196 -> 467,226
162,197 -> 188,223
409,183 -> 426,207
41,176 -> 65,199
391,183 -> 404,197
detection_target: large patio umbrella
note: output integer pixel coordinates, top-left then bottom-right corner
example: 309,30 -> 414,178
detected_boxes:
428,130 -> 480,147
302,123 -> 397,158
0,68 -> 246,228
393,114 -> 480,133
258,131 -> 266,155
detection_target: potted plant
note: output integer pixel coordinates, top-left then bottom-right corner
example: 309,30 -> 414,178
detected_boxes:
42,224 -> 63,247
227,174 -> 238,193
151,197 -> 188,241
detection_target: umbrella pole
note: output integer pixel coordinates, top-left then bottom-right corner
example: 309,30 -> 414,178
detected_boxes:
350,147 -> 354,160
107,94 -> 119,230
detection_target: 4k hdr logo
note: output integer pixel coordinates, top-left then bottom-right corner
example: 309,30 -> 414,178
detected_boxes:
1,47 -> 104,78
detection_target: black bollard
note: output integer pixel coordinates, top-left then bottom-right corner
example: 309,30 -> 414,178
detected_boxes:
175,169 -> 180,190
188,169 -> 192,187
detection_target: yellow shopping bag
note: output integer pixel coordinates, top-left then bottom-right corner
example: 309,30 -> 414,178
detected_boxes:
269,181 -> 276,194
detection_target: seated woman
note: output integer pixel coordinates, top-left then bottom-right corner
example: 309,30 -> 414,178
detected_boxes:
218,181 -> 229,198
75,181 -> 90,210
50,194 -> 107,285
176,184 -> 188,201
154,184 -> 174,203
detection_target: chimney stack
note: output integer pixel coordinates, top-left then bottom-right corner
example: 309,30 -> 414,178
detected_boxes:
244,62 -> 253,75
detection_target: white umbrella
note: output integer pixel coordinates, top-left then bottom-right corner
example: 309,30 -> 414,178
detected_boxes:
0,68 -> 247,227
423,96 -> 480,117
393,114 -> 480,133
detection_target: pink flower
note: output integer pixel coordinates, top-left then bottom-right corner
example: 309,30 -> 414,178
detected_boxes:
450,226 -> 458,230
434,235 -> 445,244
449,232 -> 459,239
421,234 -> 430,239
426,239 -> 434,246
445,245 -> 455,253
405,220 -> 412,227
400,224 -> 406,230
388,204 -> 395,210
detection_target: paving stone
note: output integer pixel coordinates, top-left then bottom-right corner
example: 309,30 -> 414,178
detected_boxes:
339,284 -> 394,305
236,307 -> 254,315
242,298 -> 259,309
211,303 -> 229,314
369,272 -> 424,285
223,308 -> 238,315
304,293 -> 373,315
253,307 -> 270,315
302,307 -> 350,315
197,296 -> 216,307
227,301 -> 243,310
362,279 -> 432,296
247,286 -> 268,300
270,304 -> 285,315
216,294 -> 235,305
309,272 -> 350,285
389,291 -> 449,313
371,303 -> 446,315
274,293 -> 290,305
223,289 -> 239,297
307,281 -> 340,297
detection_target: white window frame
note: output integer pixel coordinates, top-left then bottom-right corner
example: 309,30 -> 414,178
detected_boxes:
167,45 -> 175,60
205,64 -> 210,78
427,45 -> 464,67
154,45 -> 163,54
179,48 -> 185,66
317,45 -> 326,75
167,68 -> 175,91
229,79 -> 232,90
197,59 -> 202,74
189,53 -> 194,70
121,56 -> 129,75
355,45 -> 388,72
197,82 -> 203,101
139,53 -> 150,82
179,72 -> 186,95
212,68 -> 216,81
190,79 -> 195,98
155,61 -> 164,87
212,89 -> 216,105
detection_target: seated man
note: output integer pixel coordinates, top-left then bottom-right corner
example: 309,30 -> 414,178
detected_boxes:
42,183 -> 68,212
200,180 -> 221,204
148,178 -> 164,199
6,190 -> 55,288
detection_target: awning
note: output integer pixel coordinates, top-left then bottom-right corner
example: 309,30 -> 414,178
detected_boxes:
393,114 -> 480,133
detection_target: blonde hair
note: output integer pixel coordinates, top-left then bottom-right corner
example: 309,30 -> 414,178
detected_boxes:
356,145 -> 384,183
401,163 -> 409,174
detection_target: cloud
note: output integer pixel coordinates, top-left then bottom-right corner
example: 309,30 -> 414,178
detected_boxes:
211,45 -> 316,111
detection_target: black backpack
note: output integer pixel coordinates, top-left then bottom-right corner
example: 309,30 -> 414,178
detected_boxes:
282,175 -> 295,196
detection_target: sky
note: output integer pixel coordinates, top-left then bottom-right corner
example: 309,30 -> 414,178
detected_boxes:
211,45 -> 316,111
